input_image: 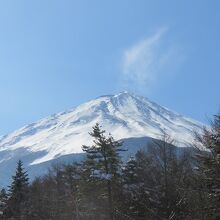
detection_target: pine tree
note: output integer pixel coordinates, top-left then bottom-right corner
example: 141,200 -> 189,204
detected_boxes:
124,150 -> 160,219
121,157 -> 144,218
6,160 -> 29,220
196,114 -> 220,219
82,123 -> 124,220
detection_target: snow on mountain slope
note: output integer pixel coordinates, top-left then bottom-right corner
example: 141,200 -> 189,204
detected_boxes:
0,91 -> 203,166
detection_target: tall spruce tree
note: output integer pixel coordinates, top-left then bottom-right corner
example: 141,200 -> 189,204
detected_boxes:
82,123 -> 124,220
6,160 -> 29,220
121,156 -> 147,219
196,114 -> 220,219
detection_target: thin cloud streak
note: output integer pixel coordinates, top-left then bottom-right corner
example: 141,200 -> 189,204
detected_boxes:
121,27 -> 184,92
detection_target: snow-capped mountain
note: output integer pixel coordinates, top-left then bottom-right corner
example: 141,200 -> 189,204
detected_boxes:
0,92 -> 203,186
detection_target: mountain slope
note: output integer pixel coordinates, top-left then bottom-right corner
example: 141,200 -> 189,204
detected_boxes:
0,91 -> 202,166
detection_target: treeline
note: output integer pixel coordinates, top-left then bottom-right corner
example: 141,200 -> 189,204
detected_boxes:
0,114 -> 220,220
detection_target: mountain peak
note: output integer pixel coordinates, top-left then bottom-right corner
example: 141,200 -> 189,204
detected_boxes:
0,92 -> 203,166
114,90 -> 131,96
97,91 -> 134,99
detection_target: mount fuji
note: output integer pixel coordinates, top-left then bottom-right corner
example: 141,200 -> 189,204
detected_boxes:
0,92 -> 203,186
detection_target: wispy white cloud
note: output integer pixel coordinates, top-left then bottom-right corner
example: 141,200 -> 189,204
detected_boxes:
121,27 -> 184,92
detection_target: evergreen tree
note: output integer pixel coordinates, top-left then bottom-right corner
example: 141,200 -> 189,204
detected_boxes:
196,114 -> 220,219
82,123 -> 124,220
6,160 -> 29,220
121,156 -> 148,219
121,135 -> 195,220
122,150 -> 161,219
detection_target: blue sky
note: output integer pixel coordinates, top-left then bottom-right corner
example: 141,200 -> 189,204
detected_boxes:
0,0 -> 219,134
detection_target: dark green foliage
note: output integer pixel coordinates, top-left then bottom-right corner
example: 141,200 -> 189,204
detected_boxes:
5,160 -> 29,220
196,114 -> 220,219
81,123 -> 124,220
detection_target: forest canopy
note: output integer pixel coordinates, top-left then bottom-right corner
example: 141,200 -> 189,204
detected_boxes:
0,115 -> 220,220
